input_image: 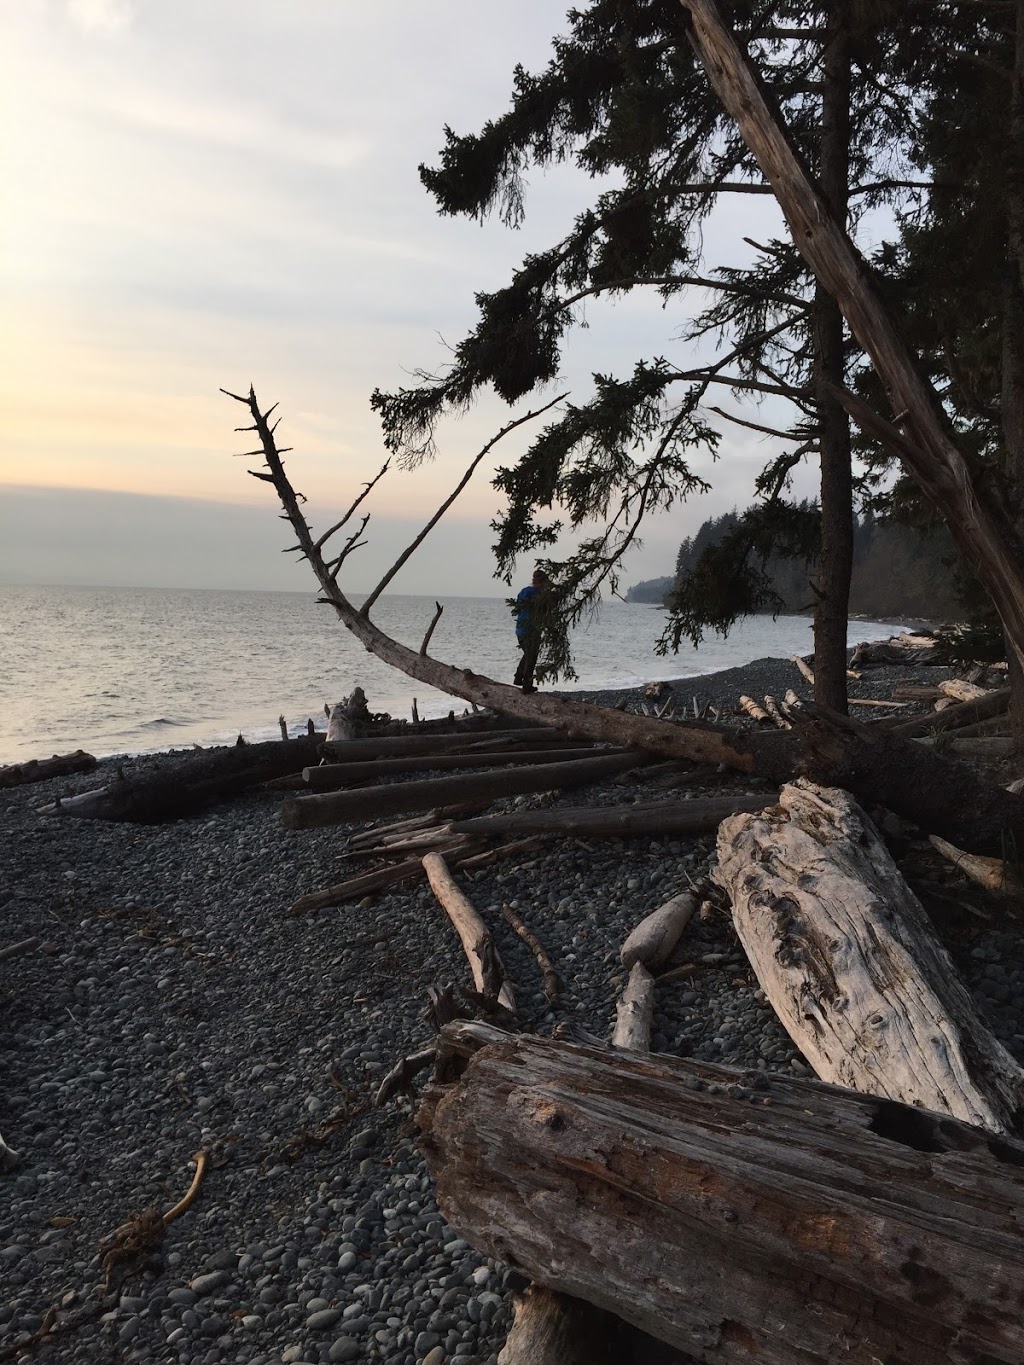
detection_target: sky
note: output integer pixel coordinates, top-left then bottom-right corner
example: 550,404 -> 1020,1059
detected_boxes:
0,0 -> 810,597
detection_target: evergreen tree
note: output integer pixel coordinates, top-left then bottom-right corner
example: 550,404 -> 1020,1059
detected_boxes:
372,1 -> 937,690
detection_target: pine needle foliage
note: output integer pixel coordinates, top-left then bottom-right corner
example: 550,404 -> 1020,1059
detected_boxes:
374,0 -> 977,677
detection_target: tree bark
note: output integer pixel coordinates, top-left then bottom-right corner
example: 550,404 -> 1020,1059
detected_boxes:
280,751 -> 652,830
716,780 -> 1024,1133
322,727 -> 578,762
418,1021 -> 1024,1365
679,0 -> 1024,674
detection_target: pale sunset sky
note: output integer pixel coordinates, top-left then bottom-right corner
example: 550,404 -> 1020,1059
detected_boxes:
1,0 -> 805,596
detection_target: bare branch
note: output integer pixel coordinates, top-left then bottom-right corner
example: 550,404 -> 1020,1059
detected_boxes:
554,273 -> 810,314
420,602 -> 445,657
314,461 -> 390,551
359,390 -> 568,618
708,406 -> 815,441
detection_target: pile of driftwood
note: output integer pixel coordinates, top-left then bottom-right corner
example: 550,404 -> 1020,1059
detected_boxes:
408,778 -> 1024,1364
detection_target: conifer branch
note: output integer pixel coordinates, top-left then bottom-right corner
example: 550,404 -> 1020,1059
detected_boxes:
708,407 -> 816,441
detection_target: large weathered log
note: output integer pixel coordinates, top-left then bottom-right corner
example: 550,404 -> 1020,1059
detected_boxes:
938,678 -> 991,704
280,751 -> 650,830
39,736 -> 325,823
419,1022 -> 1024,1365
918,736 -> 1016,758
299,746 -> 610,791
716,780 -> 1024,1133
0,750 -> 96,788
451,794 -> 774,841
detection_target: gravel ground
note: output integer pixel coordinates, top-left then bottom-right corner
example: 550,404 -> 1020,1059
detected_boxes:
3,654 -> 1023,1365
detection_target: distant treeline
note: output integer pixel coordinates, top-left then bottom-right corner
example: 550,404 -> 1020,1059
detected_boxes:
626,509 -> 962,618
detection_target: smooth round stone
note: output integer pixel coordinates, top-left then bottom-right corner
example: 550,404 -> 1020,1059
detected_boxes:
306,1308 -> 342,1330
189,1272 -> 229,1297
328,1339 -> 362,1363
241,1315 -> 263,1330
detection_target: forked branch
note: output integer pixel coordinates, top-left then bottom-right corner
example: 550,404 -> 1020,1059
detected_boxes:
359,390 -> 568,617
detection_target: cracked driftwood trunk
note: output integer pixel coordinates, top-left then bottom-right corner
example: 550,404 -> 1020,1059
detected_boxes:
418,1021 -> 1024,1365
715,781 -> 1024,1133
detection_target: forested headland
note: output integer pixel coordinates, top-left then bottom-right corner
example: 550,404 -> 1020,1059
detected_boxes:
626,507 -> 962,619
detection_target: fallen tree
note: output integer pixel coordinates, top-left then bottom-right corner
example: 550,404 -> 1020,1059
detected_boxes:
225,386 -> 1024,855
418,1021 -> 1024,1365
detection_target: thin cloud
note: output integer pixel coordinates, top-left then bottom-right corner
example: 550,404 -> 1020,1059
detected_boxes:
66,0 -> 133,33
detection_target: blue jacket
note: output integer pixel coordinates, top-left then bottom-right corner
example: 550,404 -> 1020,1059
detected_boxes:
515,585 -> 540,640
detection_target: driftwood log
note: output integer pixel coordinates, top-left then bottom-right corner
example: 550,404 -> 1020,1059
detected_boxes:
716,780 -> 1024,1133
450,794 -> 774,841
610,962 -> 656,1052
422,854 -> 516,1013
620,894 -> 697,971
0,750 -> 96,788
323,727 -> 577,762
298,746 -> 610,791
38,735 -> 326,823
887,686 -> 1010,738
418,1021 -> 1024,1365
280,751 -> 651,830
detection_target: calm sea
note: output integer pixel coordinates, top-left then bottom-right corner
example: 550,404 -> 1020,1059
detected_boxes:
0,584 -> 916,765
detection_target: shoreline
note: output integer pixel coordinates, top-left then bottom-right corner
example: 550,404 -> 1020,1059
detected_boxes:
3,650 -> 1000,1365
24,647 -> 951,770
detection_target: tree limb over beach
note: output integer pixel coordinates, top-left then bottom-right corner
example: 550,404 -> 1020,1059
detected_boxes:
222,384 -> 1024,856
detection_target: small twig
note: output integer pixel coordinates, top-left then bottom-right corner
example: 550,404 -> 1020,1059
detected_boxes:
499,903 -> 562,1004
0,936 -> 40,963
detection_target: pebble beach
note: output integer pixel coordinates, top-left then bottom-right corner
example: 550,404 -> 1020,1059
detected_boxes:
3,655 -> 1023,1365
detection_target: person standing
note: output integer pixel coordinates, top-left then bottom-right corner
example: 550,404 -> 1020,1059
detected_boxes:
513,568 -> 550,693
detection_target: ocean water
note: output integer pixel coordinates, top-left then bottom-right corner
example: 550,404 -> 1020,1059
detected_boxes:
0,584 -> 917,764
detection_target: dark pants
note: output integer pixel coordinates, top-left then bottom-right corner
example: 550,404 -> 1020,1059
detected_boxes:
514,632 -> 540,691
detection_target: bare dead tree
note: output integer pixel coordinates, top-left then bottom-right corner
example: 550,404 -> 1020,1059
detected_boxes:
222,385 -> 1024,855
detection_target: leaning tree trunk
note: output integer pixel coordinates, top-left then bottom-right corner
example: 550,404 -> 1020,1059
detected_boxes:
716,780 -> 1024,1134
230,387 -> 1024,854
418,1021 -> 1024,1365
810,0 -> 853,716
679,0 -> 1024,674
